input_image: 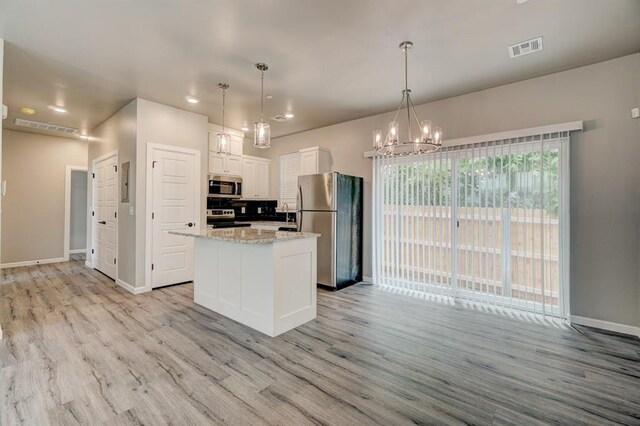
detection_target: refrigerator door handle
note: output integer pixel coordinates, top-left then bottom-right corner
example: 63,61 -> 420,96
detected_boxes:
297,211 -> 303,232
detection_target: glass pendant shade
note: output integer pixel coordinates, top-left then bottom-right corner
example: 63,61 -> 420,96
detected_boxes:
253,63 -> 271,149
217,132 -> 230,155
254,119 -> 271,148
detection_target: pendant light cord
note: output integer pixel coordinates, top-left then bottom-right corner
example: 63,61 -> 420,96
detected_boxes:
404,46 -> 412,141
260,70 -> 265,119
222,88 -> 226,132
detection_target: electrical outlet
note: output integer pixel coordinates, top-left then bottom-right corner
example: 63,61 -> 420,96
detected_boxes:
241,207 -> 246,214
631,107 -> 640,119
129,206 -> 134,216
257,207 -> 262,214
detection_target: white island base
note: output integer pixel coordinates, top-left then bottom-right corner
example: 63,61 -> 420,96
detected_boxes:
187,230 -> 318,337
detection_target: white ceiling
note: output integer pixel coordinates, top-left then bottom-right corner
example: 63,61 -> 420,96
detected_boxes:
1,0 -> 639,140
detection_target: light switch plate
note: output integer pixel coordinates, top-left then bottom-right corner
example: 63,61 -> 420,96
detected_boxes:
631,107 -> 640,119
129,206 -> 134,216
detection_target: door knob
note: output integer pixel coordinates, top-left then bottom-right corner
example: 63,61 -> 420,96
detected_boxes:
186,222 -> 194,227
98,220 -> 107,225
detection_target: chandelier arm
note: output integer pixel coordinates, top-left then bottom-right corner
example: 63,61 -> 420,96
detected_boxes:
390,93 -> 406,125
407,95 -> 423,140
407,94 -> 412,141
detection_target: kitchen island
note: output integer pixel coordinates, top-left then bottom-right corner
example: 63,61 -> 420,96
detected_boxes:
170,227 -> 319,337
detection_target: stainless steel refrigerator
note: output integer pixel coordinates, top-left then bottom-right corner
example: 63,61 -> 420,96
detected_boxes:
297,172 -> 363,289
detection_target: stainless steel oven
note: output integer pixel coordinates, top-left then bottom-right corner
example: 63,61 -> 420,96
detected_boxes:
208,175 -> 242,199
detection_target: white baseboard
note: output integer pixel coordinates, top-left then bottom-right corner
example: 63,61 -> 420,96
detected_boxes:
116,278 -> 149,295
85,260 -> 93,268
571,315 -> 640,338
362,276 -> 373,283
69,248 -> 87,255
1,257 -> 67,269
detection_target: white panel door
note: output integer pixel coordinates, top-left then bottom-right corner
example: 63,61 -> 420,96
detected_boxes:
152,147 -> 199,288
93,153 -> 117,280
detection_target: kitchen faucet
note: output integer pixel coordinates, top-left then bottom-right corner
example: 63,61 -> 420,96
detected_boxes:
282,202 -> 290,224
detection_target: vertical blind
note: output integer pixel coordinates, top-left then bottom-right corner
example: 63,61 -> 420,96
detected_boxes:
372,132 -> 570,318
280,152 -> 300,209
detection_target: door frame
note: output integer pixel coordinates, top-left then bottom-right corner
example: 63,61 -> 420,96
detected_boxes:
144,143 -> 201,292
90,150 -> 119,277
64,165 -> 88,261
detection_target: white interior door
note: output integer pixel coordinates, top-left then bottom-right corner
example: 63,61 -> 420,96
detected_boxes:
152,146 -> 199,288
93,153 -> 118,279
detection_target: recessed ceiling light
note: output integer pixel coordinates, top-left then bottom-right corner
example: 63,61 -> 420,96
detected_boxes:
265,95 -> 273,100
79,134 -> 90,140
18,107 -> 36,115
516,0 -> 528,3
48,105 -> 67,113
284,112 -> 294,119
185,96 -> 199,104
241,126 -> 249,132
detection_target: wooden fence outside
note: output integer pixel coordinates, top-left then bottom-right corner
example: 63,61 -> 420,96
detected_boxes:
380,205 -> 560,306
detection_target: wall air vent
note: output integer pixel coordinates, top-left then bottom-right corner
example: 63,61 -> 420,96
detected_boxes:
508,36 -> 543,58
270,114 -> 288,123
14,118 -> 79,135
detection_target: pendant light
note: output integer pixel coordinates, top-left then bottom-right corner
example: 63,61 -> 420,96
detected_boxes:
254,63 -> 271,149
216,83 -> 231,155
373,41 -> 442,156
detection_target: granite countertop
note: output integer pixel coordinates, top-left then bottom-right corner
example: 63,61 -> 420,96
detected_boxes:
169,227 -> 319,244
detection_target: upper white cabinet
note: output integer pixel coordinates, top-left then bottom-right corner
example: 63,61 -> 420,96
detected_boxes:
207,124 -> 244,176
242,156 -> 270,199
208,153 -> 242,176
299,147 -> 332,176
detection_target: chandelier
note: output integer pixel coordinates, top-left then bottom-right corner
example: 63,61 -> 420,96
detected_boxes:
216,83 -> 230,155
373,41 -> 442,155
254,63 -> 271,148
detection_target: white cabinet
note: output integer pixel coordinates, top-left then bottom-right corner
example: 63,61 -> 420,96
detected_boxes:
242,156 -> 270,199
209,153 -> 243,176
299,147 -> 332,176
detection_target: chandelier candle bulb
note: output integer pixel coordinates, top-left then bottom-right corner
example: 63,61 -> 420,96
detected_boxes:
373,130 -> 382,149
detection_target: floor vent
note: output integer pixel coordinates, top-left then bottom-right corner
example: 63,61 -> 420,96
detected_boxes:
14,118 -> 79,135
509,36 -> 543,58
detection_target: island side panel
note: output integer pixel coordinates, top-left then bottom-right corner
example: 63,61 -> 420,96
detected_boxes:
272,237 -> 317,336
193,238 -> 276,336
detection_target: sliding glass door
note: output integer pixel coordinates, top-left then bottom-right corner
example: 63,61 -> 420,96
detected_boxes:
372,133 -> 569,318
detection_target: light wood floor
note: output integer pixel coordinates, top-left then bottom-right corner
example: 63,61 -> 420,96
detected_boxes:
1,257 -> 639,425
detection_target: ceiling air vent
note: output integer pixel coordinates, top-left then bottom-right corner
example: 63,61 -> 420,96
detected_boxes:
14,118 -> 79,135
508,36 -> 543,58
270,114 -> 288,123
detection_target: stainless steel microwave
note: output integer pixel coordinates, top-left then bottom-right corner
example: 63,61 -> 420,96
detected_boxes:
208,175 -> 242,199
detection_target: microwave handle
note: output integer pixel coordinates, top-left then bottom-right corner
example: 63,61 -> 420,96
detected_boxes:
235,181 -> 240,197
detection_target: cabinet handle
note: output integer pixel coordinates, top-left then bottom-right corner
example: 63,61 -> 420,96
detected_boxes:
98,220 -> 107,225
186,222 -> 194,227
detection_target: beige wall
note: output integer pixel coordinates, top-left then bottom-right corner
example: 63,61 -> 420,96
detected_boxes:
254,53 -> 640,328
87,98 -> 207,289
88,99 -> 138,285
135,99 -> 208,288
1,129 -> 88,264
